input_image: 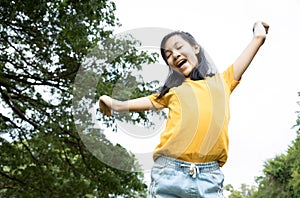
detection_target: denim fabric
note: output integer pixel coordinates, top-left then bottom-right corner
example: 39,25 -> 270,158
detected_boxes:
148,156 -> 224,198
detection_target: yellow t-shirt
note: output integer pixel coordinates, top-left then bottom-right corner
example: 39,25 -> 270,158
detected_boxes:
148,64 -> 240,167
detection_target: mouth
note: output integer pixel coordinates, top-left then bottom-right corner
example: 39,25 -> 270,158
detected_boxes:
176,59 -> 187,68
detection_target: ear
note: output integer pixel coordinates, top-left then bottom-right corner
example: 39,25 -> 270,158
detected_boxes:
194,44 -> 200,54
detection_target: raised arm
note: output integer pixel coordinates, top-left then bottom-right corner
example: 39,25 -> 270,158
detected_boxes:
233,21 -> 269,81
99,95 -> 155,116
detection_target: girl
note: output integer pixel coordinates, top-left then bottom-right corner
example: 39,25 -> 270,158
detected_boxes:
99,21 -> 269,197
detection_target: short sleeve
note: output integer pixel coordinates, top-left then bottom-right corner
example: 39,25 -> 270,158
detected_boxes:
148,94 -> 167,110
222,64 -> 241,92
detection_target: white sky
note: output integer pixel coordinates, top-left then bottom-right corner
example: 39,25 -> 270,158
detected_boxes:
108,0 -> 300,189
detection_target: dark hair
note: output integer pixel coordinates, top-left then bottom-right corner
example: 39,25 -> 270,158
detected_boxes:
157,31 -> 215,99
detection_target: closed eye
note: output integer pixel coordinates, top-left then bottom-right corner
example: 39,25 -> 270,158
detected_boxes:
165,50 -> 171,59
176,45 -> 183,50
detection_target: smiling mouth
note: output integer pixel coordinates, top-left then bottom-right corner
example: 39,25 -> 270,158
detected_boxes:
177,59 -> 187,68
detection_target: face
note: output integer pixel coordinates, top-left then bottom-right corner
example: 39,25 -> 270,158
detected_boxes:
163,35 -> 200,77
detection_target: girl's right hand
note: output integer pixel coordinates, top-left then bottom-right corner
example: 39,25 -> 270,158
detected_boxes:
99,95 -> 113,116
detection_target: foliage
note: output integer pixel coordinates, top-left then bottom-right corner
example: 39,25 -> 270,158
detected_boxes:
0,0 -> 157,197
225,184 -> 257,198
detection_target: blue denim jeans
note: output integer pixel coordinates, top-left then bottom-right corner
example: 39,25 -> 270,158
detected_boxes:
148,156 -> 224,198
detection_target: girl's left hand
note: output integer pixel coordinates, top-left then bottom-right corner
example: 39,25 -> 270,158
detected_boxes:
253,21 -> 269,43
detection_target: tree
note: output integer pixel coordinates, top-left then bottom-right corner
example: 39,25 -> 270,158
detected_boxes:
252,92 -> 300,198
0,0 -> 157,197
225,183 -> 257,198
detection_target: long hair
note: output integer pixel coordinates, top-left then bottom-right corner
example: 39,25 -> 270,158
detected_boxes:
157,31 -> 217,99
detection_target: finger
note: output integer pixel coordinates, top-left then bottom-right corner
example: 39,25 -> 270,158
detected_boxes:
99,95 -> 114,116
253,21 -> 266,36
261,22 -> 269,34
99,100 -> 111,116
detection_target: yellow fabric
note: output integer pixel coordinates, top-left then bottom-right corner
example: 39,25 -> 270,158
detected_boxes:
148,64 -> 240,167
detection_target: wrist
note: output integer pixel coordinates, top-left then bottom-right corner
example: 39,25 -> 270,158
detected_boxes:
112,99 -> 122,111
253,36 -> 266,46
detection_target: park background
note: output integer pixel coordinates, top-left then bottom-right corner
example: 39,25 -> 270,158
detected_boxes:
113,0 -> 300,189
1,0 -> 299,197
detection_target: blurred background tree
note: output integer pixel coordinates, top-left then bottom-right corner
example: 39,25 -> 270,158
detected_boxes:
225,183 -> 257,198
0,0 -> 157,197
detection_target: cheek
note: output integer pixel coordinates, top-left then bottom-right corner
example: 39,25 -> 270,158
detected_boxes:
167,59 -> 175,67
189,54 -> 198,66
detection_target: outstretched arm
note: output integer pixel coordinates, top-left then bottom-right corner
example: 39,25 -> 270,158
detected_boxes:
233,21 -> 269,81
99,95 -> 155,116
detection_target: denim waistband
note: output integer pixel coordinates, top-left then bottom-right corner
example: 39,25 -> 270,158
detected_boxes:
154,156 -> 219,177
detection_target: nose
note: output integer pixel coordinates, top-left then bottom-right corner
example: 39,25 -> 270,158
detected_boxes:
172,50 -> 181,59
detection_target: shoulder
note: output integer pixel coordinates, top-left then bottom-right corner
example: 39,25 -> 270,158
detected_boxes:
148,88 -> 176,108
220,64 -> 241,92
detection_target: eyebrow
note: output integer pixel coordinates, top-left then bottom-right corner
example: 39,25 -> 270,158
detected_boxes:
173,41 -> 180,47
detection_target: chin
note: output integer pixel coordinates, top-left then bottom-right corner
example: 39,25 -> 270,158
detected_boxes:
182,70 -> 192,77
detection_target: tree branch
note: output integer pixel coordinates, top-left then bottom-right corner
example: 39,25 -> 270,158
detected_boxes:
0,87 -> 40,129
